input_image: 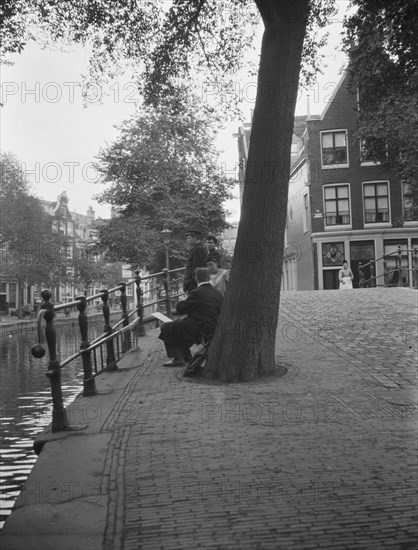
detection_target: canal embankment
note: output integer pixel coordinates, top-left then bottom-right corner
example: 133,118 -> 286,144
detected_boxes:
0,308 -> 130,530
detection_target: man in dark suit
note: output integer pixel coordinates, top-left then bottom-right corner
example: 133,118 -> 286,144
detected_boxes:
205,234 -> 222,267
183,228 -> 206,294
160,267 -> 223,366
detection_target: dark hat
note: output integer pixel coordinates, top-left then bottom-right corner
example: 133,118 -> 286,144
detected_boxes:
205,255 -> 219,265
185,226 -> 203,237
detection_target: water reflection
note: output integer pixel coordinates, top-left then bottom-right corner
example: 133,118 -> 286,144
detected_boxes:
0,319 -> 104,529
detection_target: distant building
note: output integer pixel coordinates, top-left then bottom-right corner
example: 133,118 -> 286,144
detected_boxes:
235,71 -> 418,290
222,222 -> 239,257
38,192 -> 104,303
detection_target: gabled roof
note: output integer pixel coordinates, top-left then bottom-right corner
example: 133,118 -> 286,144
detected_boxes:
316,68 -> 348,121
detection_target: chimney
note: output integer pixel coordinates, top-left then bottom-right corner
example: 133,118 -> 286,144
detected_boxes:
87,205 -> 95,224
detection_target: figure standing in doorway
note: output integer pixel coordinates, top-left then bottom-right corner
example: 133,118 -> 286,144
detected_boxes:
339,260 -> 354,289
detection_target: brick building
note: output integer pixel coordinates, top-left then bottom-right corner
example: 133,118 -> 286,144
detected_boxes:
235,71 -> 418,290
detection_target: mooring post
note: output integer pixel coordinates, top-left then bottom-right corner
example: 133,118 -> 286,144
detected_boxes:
119,282 -> 131,352
135,270 -> 146,337
101,289 -> 117,370
76,295 -> 97,396
36,290 -> 69,432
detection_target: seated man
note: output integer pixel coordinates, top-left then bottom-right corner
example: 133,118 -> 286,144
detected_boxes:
159,267 -> 223,366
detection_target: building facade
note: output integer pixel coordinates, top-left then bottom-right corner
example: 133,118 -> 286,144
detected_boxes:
39,192 -> 102,304
235,72 -> 418,290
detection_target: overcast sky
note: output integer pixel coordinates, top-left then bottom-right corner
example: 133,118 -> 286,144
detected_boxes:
1,1 -> 350,222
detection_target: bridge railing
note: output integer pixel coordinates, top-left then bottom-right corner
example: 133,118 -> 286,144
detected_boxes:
31,267 -> 185,433
358,246 -> 418,288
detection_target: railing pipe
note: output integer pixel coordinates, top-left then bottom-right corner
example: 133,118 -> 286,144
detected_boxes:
101,289 -> 117,371
59,316 -> 141,370
76,295 -> 97,396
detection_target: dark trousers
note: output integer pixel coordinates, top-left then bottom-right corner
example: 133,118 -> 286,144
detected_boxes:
163,343 -> 192,362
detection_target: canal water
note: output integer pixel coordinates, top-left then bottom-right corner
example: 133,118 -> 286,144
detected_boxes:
0,318 -> 106,529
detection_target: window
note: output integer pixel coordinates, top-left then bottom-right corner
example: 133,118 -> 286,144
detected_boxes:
122,265 -> 132,278
322,242 -> 345,267
9,283 -> 17,308
64,244 -> 73,259
67,222 -> 73,236
324,185 -> 350,226
321,130 -> 348,167
363,182 -> 390,223
403,182 -> 417,221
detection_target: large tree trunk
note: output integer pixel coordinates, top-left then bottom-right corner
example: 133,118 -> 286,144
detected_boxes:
204,0 -> 309,382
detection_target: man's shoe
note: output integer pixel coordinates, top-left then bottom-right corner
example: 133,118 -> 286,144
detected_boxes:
163,358 -> 186,367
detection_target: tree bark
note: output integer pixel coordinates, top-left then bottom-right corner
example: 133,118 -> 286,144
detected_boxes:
204,0 -> 309,382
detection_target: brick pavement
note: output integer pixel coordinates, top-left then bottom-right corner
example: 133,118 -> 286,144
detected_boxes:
1,288 -> 417,549
114,288 -> 417,549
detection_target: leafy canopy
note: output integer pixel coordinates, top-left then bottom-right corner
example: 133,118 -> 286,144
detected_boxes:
94,91 -> 234,272
1,0 -> 336,115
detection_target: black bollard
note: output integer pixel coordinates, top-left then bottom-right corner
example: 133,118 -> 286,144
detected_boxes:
119,282 -> 131,352
101,289 -> 117,370
76,295 -> 97,396
39,290 -> 69,432
135,270 -> 146,337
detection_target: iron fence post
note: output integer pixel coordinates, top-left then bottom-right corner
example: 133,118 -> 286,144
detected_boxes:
135,270 -> 146,336
397,245 -> 403,287
358,262 -> 365,288
76,295 -> 97,396
38,290 -> 69,432
120,282 -> 131,352
101,289 -> 117,370
162,268 -> 172,318
414,248 -> 418,289
370,262 -> 376,287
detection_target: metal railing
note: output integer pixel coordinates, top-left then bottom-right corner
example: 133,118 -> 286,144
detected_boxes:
358,246 -> 418,288
31,267 -> 185,433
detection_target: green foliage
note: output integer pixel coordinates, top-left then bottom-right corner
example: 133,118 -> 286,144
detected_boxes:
73,247 -> 120,289
1,0 -> 337,116
0,151 -> 67,287
343,0 -> 418,216
94,93 -> 233,272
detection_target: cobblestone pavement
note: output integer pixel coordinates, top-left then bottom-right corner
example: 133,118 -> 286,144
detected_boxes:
104,288 -> 417,550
